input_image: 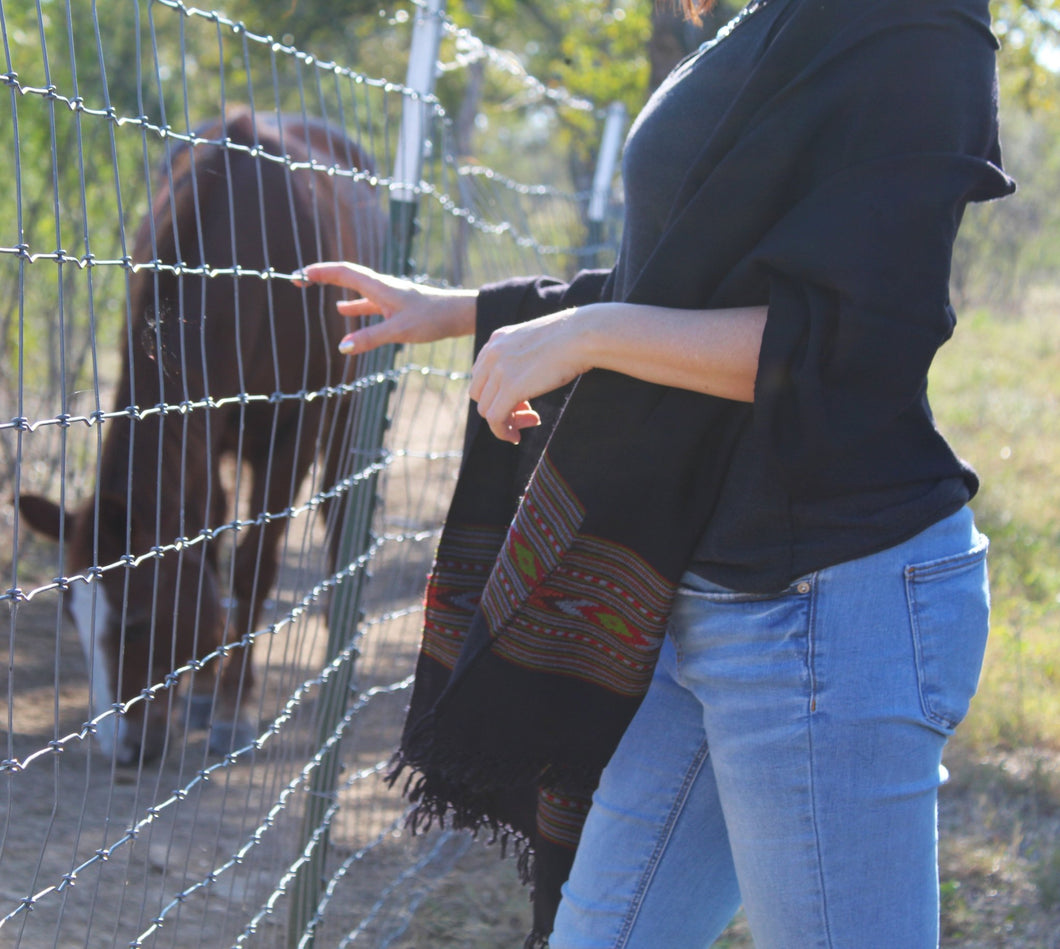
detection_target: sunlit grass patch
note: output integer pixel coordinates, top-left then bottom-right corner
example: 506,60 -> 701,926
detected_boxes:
939,744 -> 1060,946
932,291 -> 1060,751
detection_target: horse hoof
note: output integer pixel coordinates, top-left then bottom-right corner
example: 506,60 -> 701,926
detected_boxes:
207,717 -> 257,758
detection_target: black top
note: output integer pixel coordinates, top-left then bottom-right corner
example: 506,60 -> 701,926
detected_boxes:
614,0 -> 785,302
476,0 -> 1015,593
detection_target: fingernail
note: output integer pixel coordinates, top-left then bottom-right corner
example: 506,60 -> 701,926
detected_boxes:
338,339 -> 356,354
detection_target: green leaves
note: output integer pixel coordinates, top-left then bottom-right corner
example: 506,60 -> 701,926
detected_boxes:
992,0 -> 1060,111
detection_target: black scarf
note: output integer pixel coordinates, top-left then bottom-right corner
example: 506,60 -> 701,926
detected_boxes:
388,0 -> 1014,943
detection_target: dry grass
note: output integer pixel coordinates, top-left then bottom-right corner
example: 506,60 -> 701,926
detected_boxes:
937,744 -> 1060,948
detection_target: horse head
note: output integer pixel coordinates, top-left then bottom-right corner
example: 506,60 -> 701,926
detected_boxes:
17,492 -> 225,764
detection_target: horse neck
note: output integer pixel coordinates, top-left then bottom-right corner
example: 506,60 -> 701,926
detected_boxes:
94,336 -> 213,549
110,151 -> 219,551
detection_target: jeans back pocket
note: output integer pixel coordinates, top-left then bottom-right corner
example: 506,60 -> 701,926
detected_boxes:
904,535 -> 991,734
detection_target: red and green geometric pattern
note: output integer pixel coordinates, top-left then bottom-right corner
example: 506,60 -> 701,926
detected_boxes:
482,457 -> 675,697
480,455 -> 584,631
422,525 -> 508,670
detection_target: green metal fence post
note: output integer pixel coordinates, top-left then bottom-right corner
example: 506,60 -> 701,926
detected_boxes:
287,2 -> 447,946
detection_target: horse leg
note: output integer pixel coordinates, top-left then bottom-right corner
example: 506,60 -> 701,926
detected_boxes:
202,525 -> 276,755
208,424 -> 315,755
185,470 -> 232,733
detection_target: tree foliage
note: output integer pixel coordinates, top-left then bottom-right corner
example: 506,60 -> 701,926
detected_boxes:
992,0 -> 1060,109
951,2 -> 1060,306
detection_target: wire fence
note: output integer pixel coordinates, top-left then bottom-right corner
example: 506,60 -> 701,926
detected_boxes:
0,1 -> 622,946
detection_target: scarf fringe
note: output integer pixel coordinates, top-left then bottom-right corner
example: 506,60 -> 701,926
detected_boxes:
388,754 -> 539,885
390,757 -> 549,946
391,711 -> 601,801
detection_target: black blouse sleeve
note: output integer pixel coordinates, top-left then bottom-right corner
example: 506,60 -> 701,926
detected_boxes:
456,269 -> 612,473
474,269 -> 612,357
749,0 -> 1014,488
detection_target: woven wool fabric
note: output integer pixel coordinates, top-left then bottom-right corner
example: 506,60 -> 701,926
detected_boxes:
388,0 -> 1015,943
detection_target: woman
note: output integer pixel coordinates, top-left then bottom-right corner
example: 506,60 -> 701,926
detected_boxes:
300,0 -> 1014,945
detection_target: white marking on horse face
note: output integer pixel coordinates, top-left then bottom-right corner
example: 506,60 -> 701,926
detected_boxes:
67,583 -> 137,763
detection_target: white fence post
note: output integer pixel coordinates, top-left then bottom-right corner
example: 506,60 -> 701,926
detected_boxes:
586,100 -> 627,267
390,0 -> 447,277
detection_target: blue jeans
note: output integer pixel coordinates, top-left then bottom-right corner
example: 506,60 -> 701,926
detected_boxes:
549,507 -> 990,949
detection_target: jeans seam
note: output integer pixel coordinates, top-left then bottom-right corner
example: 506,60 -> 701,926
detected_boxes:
805,579 -> 835,949
613,739 -> 712,949
904,534 -> 988,581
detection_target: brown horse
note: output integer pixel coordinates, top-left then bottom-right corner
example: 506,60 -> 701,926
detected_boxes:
18,108 -> 386,763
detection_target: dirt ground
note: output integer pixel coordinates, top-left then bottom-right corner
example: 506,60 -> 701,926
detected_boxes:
3,367 -> 1059,949
0,368 -> 471,949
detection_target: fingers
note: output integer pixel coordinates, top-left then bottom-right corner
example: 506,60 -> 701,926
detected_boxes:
510,403 -> 542,435
338,319 -> 400,355
496,403 -> 542,445
476,401 -> 540,445
293,260 -> 383,292
471,359 -> 541,444
296,262 -> 389,319
470,332 -> 537,444
335,297 -> 380,319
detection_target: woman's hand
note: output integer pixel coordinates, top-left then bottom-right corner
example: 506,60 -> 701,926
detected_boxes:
469,308 -> 589,445
470,300 -> 768,444
295,261 -> 477,354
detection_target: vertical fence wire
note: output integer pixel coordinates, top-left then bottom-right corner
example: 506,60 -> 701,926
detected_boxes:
0,1 -> 623,946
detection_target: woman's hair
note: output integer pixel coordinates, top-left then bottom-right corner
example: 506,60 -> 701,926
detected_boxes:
671,0 -> 717,25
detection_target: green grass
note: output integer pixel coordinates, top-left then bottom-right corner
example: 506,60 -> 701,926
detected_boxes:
930,287 -> 1060,751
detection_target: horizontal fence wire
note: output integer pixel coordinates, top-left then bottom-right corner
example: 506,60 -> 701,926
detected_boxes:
0,1 -> 621,947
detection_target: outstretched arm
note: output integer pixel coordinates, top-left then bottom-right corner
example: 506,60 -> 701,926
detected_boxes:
297,261 -> 766,446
